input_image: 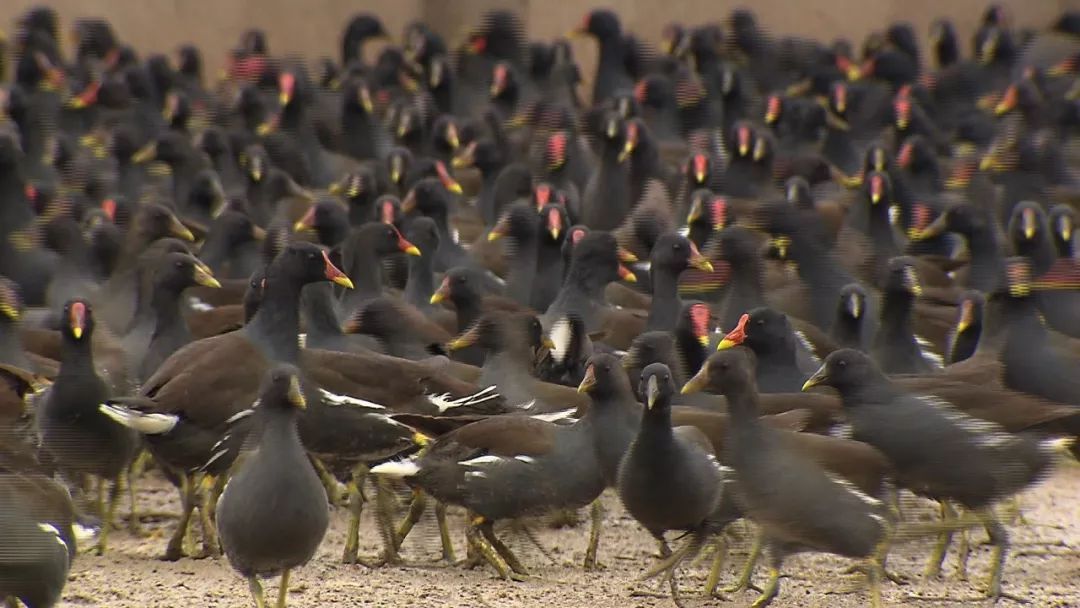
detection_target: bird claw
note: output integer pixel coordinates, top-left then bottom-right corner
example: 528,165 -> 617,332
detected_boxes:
583,557 -> 607,572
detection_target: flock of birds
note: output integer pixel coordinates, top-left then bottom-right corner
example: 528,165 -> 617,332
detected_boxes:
2,3 -> 1080,607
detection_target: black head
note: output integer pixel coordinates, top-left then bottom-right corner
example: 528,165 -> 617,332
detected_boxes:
177,45 -> 202,78
430,266 -> 488,308
489,62 -> 519,101
802,348 -> 882,393
269,242 -> 353,290
294,199 -> 349,245
682,347 -> 757,397
579,9 -> 621,39
717,307 -> 794,356
489,201 -> 540,245
133,203 -> 195,243
954,289 -> 985,337
625,332 -> 679,385
260,364 -> 307,412
402,177 -> 452,218
1048,205 -> 1076,257
342,14 -> 387,64
883,256 -> 922,297
650,233 -> 713,275
374,195 -> 403,227
861,171 -> 893,208
154,252 -> 220,293
784,177 -> 813,209
467,10 -> 524,60
639,362 -> 676,411
895,135 -> 937,174
350,221 -> 421,257
538,202 -> 568,244
405,216 -> 440,256
837,283 -> 870,324
577,352 -> 632,398
687,190 -> 730,232
452,139 -> 501,174
684,153 -> 714,188
430,114 -> 461,153
189,170 -> 227,213
635,74 -> 675,112
1006,201 -> 1049,251
340,76 -> 376,115
209,209 -> 264,248
567,231 -> 635,286
331,167 -> 376,204
61,299 -> 94,343
447,311 -> 543,354
386,147 -> 413,187
917,202 -> 986,240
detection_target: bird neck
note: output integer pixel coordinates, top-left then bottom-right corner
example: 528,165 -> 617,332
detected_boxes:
878,291 -> 915,339
59,335 -> 96,378
640,403 -> 674,436
404,253 -> 436,308
647,266 -> 682,331
723,384 -> 763,425
245,277 -> 305,364
149,282 -> 190,337
301,283 -> 344,341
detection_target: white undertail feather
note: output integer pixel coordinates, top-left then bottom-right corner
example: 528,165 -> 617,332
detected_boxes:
370,460 -> 421,478
319,389 -> 386,410
98,404 -> 178,435
825,473 -> 883,507
188,296 -> 214,312
73,523 -> 99,546
224,408 -> 255,424
36,523 -> 68,550
549,317 -> 573,364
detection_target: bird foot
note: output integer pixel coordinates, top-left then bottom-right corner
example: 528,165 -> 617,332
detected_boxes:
842,563 -> 909,586
582,556 -> 607,571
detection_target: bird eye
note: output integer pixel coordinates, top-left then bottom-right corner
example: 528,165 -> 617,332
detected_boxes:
756,319 -> 764,326
308,252 -> 317,260
838,360 -> 848,369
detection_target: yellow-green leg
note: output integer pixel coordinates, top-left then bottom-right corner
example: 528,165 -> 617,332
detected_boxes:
705,537 -> 728,597
750,565 -> 781,608
977,507 -> 1009,601
375,479 -> 402,565
275,569 -> 290,608
164,474 -> 196,561
341,465 -> 368,564
95,477 -> 123,555
435,502 -> 456,563
466,516 -> 519,581
583,500 -> 604,571
723,530 -> 763,593
479,519 -> 529,578
394,488 -> 428,549
924,501 -> 957,579
197,474 -> 222,558
247,576 -> 267,608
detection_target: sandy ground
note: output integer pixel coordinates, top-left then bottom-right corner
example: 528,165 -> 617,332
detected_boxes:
57,465 -> 1080,608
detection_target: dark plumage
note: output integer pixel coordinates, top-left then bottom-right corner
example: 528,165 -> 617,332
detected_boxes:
216,365 -> 329,608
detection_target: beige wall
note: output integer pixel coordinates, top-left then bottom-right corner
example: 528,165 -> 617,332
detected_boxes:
1,0 -> 1070,83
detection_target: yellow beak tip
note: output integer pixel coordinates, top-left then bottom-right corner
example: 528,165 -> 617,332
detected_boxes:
716,338 -> 736,351
333,276 -> 355,290
404,246 -> 422,257
487,232 -> 502,242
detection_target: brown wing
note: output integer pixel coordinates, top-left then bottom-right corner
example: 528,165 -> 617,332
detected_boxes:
447,416 -> 558,457
139,333 -> 268,428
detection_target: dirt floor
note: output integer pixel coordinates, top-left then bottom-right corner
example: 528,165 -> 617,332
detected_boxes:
57,465 -> 1080,608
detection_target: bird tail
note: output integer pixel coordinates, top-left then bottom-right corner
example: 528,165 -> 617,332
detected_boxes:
370,459 -> 422,478
99,402 -> 178,435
